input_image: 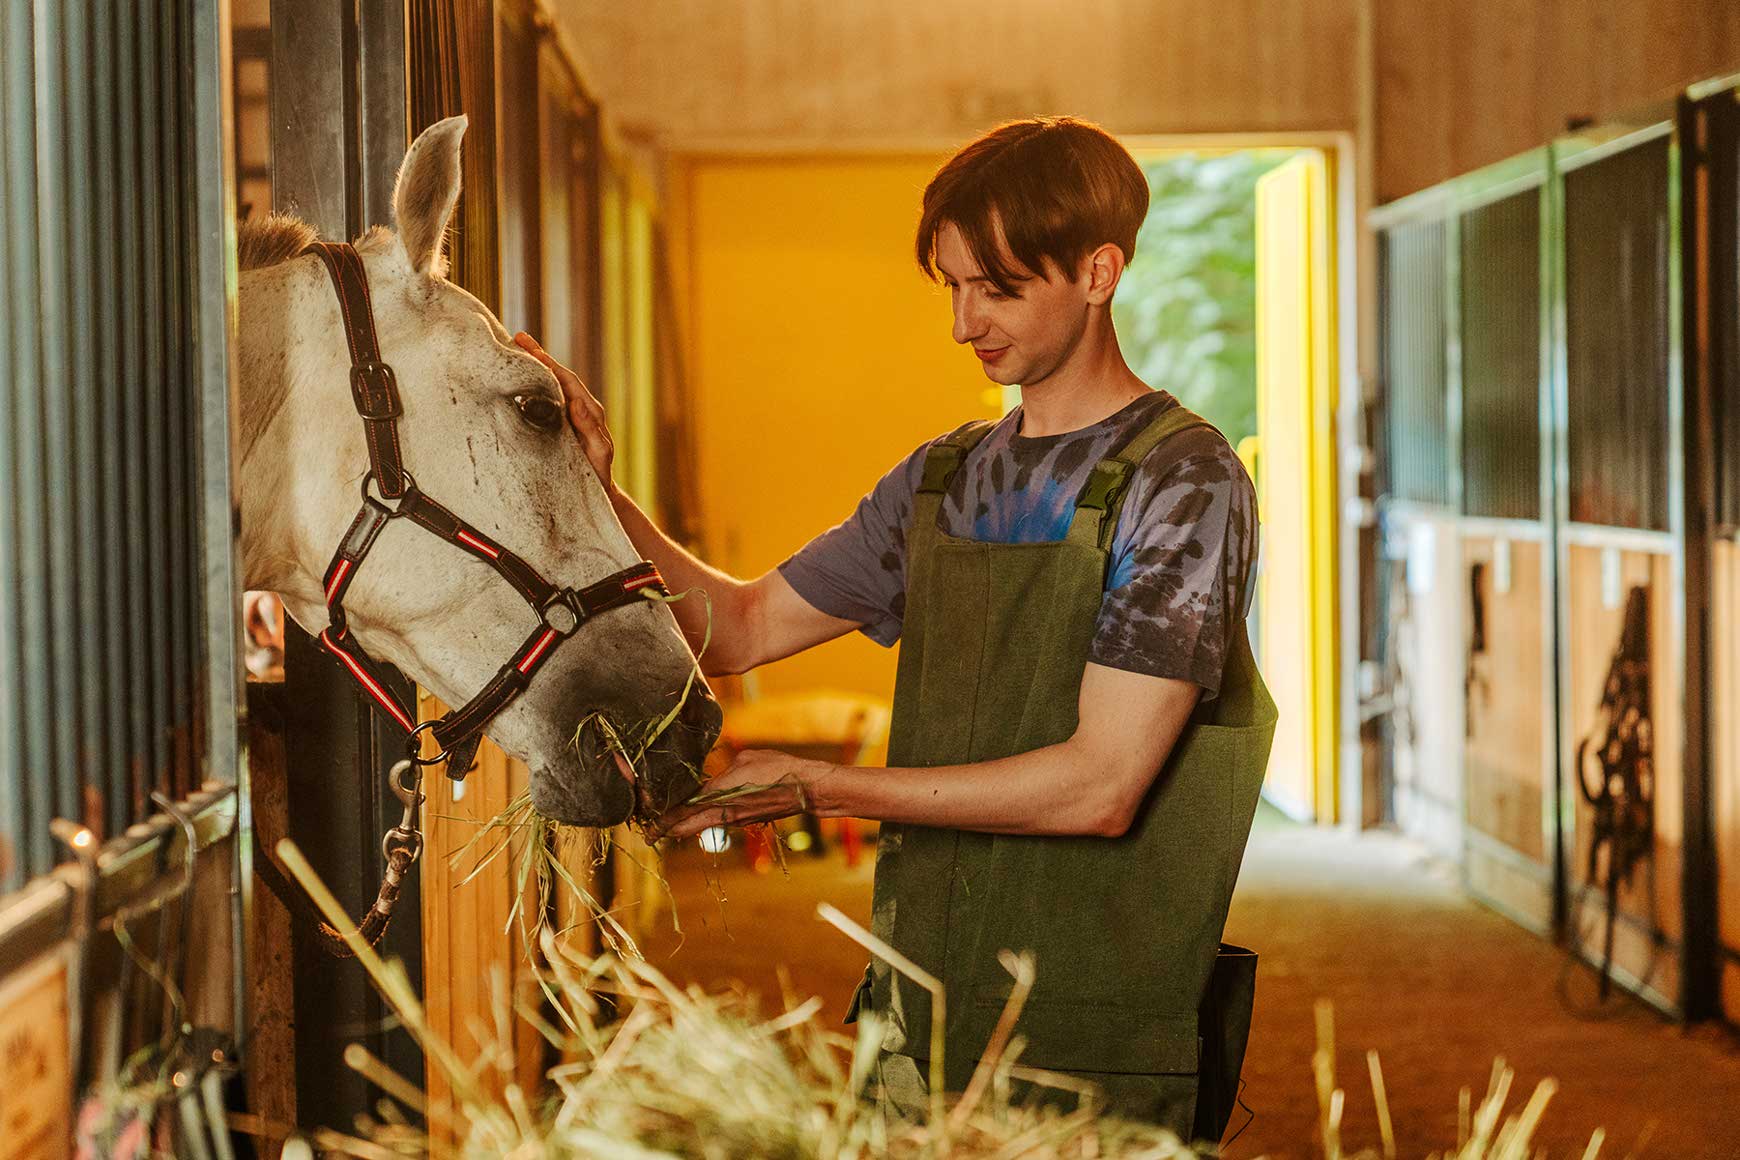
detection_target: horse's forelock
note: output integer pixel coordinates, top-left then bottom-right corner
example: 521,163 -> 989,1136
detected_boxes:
237,214 -> 319,271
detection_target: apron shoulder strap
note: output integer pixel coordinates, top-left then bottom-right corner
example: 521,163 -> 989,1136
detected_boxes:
910,417 -> 996,558
917,418 -> 998,494
1066,402 -> 1216,551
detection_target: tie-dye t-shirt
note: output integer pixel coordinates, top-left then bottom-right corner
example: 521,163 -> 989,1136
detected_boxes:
777,390 -> 1258,699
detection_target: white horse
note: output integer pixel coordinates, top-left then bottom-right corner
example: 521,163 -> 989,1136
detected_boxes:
235,115 -> 720,827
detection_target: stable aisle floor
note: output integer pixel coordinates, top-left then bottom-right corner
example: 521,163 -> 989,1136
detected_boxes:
640,808 -> 1740,1158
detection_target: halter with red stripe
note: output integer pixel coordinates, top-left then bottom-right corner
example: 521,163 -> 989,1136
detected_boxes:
269,241 -> 668,957
304,240 -> 668,782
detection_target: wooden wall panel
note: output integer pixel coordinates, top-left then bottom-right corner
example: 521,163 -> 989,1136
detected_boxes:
553,1 -> 1740,201
1463,535 -> 1547,861
1713,540 -> 1740,1019
556,0 -> 1358,145
1563,546 -> 1682,1006
1389,513 -> 1465,859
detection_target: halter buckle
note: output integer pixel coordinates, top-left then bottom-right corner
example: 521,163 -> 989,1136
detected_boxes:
351,361 -> 402,420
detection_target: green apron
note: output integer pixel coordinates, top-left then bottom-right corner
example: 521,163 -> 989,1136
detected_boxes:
848,403 -> 1278,1141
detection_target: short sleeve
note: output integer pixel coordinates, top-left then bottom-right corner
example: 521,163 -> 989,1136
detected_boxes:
1088,431 -> 1259,699
776,441 -> 932,647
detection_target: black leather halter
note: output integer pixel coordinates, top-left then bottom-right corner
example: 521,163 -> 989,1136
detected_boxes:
303,241 -> 667,778
276,242 -> 667,956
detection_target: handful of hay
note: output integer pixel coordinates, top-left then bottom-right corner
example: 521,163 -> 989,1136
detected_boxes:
258,840 -> 1607,1160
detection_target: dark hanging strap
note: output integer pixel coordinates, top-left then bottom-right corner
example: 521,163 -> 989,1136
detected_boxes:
1066,403 -> 1214,552
302,241 -> 409,498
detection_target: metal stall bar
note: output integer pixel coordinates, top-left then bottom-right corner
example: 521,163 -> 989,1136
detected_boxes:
90,0 -> 127,843
33,0 -> 80,839
0,0 -> 23,893
138,0 -> 175,806
1676,82 -> 1728,1023
115,0 -> 150,825
7,0 -> 56,879
63,0 -> 109,842
161,0 -> 198,801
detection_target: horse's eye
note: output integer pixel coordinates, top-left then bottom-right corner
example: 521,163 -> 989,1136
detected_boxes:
514,393 -> 564,432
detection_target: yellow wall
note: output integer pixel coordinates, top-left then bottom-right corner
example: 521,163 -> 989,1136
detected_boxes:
674,154 -> 996,700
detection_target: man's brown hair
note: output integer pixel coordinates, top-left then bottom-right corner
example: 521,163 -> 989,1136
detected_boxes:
916,116 -> 1148,296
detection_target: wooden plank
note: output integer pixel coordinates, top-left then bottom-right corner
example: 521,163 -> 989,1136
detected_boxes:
1712,541 -> 1740,988
1463,535 -> 1548,861
245,686 -> 294,1160
1389,513 -> 1467,859
0,955 -> 70,1160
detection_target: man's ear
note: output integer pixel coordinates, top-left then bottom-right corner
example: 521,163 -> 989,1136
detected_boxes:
1083,242 -> 1126,306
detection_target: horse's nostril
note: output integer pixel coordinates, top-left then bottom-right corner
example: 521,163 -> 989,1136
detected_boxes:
680,687 -> 725,748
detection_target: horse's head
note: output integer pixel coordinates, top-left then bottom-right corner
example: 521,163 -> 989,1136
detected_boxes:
238,115 -> 720,827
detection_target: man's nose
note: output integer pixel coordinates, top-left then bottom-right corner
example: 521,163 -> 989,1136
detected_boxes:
952,294 -> 986,345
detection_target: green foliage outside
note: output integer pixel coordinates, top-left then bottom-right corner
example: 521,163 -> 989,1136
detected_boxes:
1113,150 -> 1300,450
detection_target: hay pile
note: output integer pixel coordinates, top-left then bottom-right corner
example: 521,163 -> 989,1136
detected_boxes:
258,840 -> 1606,1160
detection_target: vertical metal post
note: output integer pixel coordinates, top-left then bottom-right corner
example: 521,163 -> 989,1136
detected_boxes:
33,0 -> 81,832
189,0 -> 245,1038
63,0 -> 109,836
138,0 -> 172,803
7,0 -> 55,878
271,0 -> 423,1127
1536,161 -> 1566,935
1545,144 -> 1574,939
1675,94 -> 1720,1022
0,0 -> 31,888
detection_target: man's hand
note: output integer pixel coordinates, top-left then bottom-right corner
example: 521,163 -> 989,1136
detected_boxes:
514,332 -> 617,494
651,749 -> 835,841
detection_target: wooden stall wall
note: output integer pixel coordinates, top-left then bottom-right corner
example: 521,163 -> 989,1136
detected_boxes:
553,1 -> 1740,201
1456,171 -> 1554,930
1553,121 -> 1683,1012
1462,533 -> 1553,929
1384,512 -> 1466,860
1561,547 -> 1682,1007
1713,541 -> 1740,1019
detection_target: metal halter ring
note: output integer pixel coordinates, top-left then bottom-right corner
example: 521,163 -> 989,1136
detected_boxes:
406,719 -> 452,767
361,467 -> 418,515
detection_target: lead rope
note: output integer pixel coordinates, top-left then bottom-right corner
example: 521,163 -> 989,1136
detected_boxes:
254,754 -> 425,958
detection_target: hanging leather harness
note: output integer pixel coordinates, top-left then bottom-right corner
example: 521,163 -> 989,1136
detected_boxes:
262,242 -> 668,955
1574,583 -> 1655,1000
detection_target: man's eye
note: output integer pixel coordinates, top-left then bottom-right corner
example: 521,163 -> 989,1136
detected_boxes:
514,393 -> 564,432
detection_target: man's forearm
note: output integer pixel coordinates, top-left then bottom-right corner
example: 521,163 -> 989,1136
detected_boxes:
805,739 -> 1132,838
608,489 -> 753,673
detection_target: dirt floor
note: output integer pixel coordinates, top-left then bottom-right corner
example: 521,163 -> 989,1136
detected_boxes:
637,807 -> 1740,1158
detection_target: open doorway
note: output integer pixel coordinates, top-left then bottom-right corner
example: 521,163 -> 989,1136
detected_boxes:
1111,147 -> 1342,824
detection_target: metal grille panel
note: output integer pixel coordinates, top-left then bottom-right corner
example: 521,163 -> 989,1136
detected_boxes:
1,1 -> 218,888
1563,138 -> 1673,531
1380,219 -> 1451,507
1460,191 -> 1543,520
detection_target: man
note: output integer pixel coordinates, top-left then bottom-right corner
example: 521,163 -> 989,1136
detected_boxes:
516,116 -> 1277,1142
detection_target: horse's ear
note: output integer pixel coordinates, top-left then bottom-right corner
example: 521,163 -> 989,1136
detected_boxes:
392,115 -> 468,277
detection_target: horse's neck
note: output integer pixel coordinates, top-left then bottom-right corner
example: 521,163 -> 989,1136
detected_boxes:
236,264 -> 299,466
236,262 -> 317,597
